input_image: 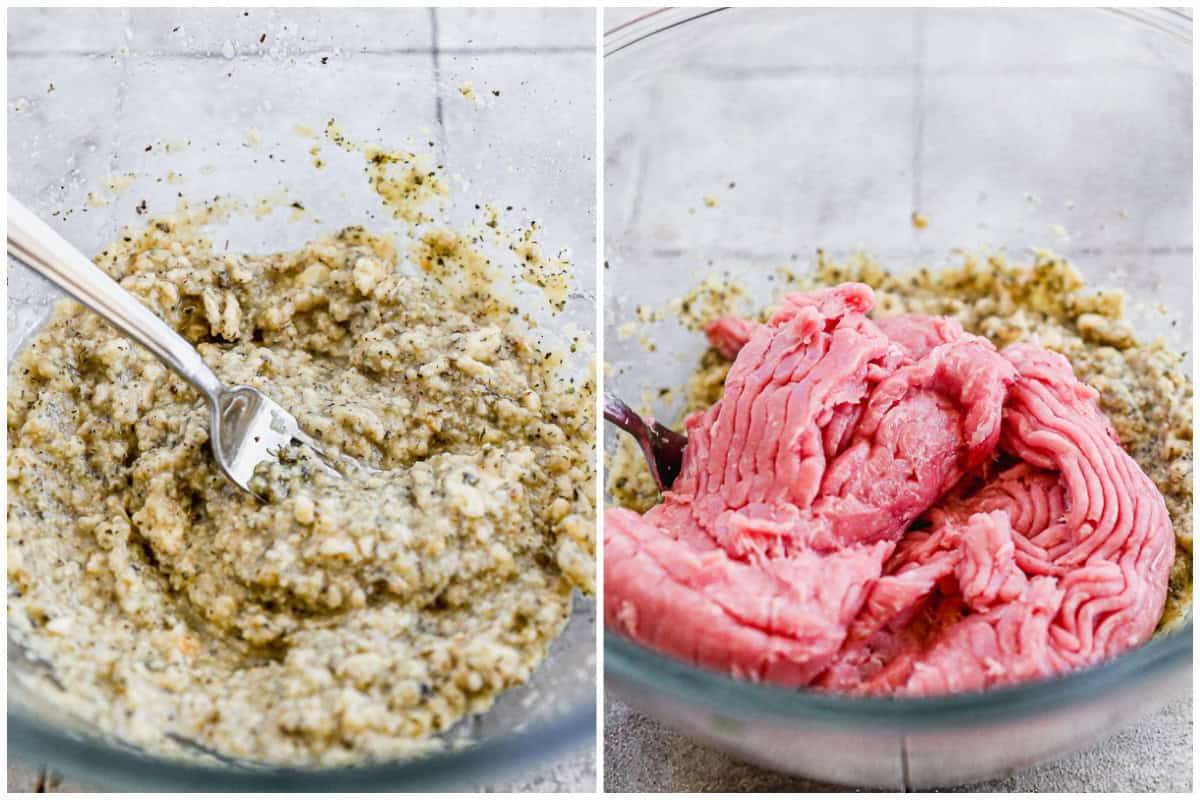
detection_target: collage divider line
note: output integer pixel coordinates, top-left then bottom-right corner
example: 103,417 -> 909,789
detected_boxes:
592,5 -> 606,792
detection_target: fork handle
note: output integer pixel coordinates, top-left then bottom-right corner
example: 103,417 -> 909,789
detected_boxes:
7,195 -> 225,405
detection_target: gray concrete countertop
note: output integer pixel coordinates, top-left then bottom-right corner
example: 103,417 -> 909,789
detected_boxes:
605,690 -> 1192,792
8,745 -> 596,792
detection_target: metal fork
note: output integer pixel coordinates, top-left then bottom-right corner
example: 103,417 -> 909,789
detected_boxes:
7,195 -> 341,496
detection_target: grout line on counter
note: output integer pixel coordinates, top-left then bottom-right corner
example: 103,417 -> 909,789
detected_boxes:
657,61 -> 1187,81
7,46 -> 594,60
427,7 -> 447,154
910,11 -> 926,227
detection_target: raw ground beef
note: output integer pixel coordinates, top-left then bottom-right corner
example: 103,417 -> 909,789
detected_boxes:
604,283 -> 1174,695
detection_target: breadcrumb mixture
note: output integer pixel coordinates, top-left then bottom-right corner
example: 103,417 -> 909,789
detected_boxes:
609,252 -> 1191,630
8,209 -> 594,765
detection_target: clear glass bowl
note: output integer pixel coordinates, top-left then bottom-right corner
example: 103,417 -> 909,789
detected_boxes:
8,8 -> 596,790
604,8 -> 1191,789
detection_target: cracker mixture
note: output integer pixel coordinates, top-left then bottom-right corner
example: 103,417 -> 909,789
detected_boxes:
8,211 -> 594,764
609,252 -> 1191,635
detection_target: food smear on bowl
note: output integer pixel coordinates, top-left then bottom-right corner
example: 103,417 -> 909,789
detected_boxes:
7,137 -> 595,764
606,256 -> 1190,696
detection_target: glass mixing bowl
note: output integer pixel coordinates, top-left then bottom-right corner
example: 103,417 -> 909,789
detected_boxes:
8,8 -> 595,790
604,8 -> 1191,790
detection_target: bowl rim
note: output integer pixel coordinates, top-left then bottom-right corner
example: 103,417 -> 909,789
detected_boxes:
606,625 -> 1191,728
602,3 -> 1193,729
603,7 -> 1193,55
9,689 -> 594,791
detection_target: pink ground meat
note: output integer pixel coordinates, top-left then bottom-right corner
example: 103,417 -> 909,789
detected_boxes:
604,283 -> 1173,695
